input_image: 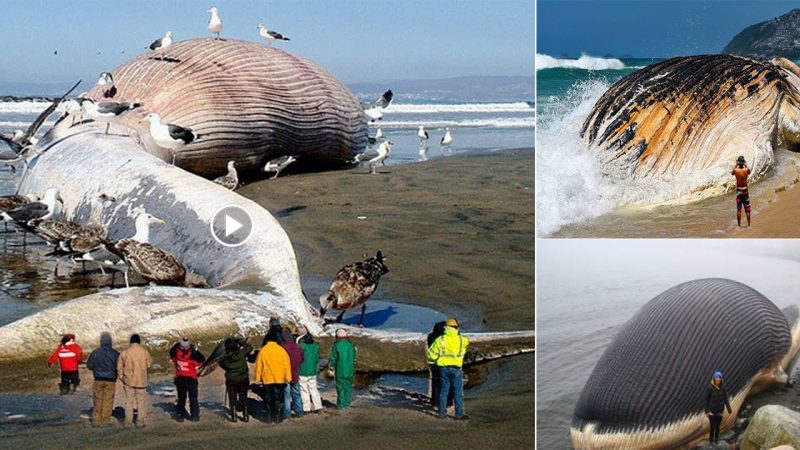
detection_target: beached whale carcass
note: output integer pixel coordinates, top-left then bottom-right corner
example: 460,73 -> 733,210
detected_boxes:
82,38 -> 369,177
581,55 -> 800,203
571,278 -> 800,449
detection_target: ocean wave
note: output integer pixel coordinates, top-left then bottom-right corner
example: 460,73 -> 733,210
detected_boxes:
377,117 -> 535,129
384,102 -> 533,114
536,53 -> 625,71
0,101 -> 65,115
0,120 -> 55,129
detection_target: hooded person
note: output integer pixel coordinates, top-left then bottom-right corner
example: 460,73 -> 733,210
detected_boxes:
254,329 -> 291,423
297,326 -> 323,413
705,370 -> 732,444
47,333 -> 83,395
280,326 -> 305,419
426,321 -> 453,408
219,337 -> 253,422
427,318 -> 470,420
169,337 -> 206,422
86,332 -> 119,426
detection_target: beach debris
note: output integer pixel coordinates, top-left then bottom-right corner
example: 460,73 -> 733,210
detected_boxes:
263,155 -> 297,179
352,141 -> 392,174
257,23 -> 290,46
357,216 -> 367,220
208,7 -> 223,40
213,161 -> 238,190
319,250 -> 389,326
6,414 -> 26,420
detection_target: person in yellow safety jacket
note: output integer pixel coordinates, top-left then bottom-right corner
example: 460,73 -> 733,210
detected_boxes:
427,318 -> 470,420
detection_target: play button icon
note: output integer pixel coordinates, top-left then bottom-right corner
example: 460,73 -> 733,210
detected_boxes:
211,205 -> 253,247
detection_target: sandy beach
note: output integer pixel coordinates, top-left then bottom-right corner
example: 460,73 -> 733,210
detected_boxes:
0,149 -> 535,449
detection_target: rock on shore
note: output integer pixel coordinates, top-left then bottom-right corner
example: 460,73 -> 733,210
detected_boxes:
740,404 -> 800,450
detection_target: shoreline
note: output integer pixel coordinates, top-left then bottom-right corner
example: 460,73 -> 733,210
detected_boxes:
0,148 -> 535,448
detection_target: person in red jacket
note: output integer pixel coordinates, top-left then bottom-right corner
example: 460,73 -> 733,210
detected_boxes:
169,337 -> 206,422
47,333 -> 83,395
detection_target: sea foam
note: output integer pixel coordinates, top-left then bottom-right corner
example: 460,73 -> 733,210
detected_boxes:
536,53 -> 626,71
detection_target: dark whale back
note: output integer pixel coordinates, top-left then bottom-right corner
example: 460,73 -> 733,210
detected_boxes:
572,278 -> 791,434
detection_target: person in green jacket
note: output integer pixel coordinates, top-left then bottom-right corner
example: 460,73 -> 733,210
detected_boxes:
328,328 -> 356,410
219,337 -> 253,422
297,326 -> 323,413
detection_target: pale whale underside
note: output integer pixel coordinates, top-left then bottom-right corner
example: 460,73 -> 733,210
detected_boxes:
571,278 -> 797,449
581,55 -> 800,194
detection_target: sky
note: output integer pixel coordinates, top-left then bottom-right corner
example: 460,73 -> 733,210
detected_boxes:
537,0 -> 799,58
0,0 -> 533,88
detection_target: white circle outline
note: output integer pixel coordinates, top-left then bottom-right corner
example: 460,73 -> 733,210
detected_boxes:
210,204 -> 254,248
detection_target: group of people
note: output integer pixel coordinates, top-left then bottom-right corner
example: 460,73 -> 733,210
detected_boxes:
45,320 -> 360,427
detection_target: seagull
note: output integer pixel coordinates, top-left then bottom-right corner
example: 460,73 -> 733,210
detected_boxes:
367,127 -> 385,145
0,194 -> 35,232
213,161 -> 238,190
49,193 -> 116,274
142,113 -> 199,159
263,155 -> 297,179
319,250 -> 389,326
208,7 -> 223,40
364,90 -> 393,122
417,125 -> 430,145
96,72 -> 116,98
81,99 -> 142,134
440,127 -> 454,150
0,79 -> 81,154
257,23 -> 290,46
352,141 -> 392,174
1,189 -> 62,246
148,31 -> 173,59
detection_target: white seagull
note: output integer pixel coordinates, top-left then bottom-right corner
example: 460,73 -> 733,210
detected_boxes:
417,125 -> 430,145
208,7 -> 223,40
142,113 -> 199,155
440,127 -> 454,150
148,31 -> 173,54
352,141 -> 393,174
258,23 -> 290,46
81,99 -> 142,134
264,155 -> 297,179
364,90 -> 393,122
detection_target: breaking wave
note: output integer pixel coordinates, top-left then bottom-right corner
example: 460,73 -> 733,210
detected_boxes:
536,53 -> 626,71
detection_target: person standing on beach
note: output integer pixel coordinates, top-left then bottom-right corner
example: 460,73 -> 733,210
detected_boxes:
219,337 -> 253,422
47,333 -> 83,395
705,371 -> 732,444
86,332 -> 119,426
328,328 -> 357,410
281,327 -> 305,419
427,318 -> 470,420
427,321 -> 448,407
731,155 -> 752,227
254,329 -> 292,423
117,334 -> 152,428
169,337 -> 206,422
297,326 -> 323,413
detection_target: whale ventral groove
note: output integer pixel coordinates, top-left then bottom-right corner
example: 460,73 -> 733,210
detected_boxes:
581,54 -> 800,186
572,278 -> 791,437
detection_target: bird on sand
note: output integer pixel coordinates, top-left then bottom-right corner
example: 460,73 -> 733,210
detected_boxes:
213,161 -> 238,190
352,141 -> 392,174
319,250 -> 389,326
257,23 -> 290,46
263,155 -> 297,179
208,7 -> 223,39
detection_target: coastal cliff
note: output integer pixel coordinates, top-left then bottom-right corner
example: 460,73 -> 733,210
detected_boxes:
723,9 -> 800,58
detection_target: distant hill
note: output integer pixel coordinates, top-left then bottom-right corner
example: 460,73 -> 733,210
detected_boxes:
348,76 -> 533,103
723,9 -> 800,58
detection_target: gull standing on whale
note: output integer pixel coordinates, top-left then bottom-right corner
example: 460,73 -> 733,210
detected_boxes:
96,72 -> 115,98
208,7 -> 223,40
148,31 -> 173,59
142,113 -> 199,164
257,23 -> 290,46
81,99 -> 142,134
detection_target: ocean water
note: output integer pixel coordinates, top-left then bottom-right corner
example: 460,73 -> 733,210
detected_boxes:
536,53 -> 800,237
537,239 -> 800,449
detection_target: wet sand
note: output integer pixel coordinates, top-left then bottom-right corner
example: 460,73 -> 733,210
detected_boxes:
0,149 -> 535,448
